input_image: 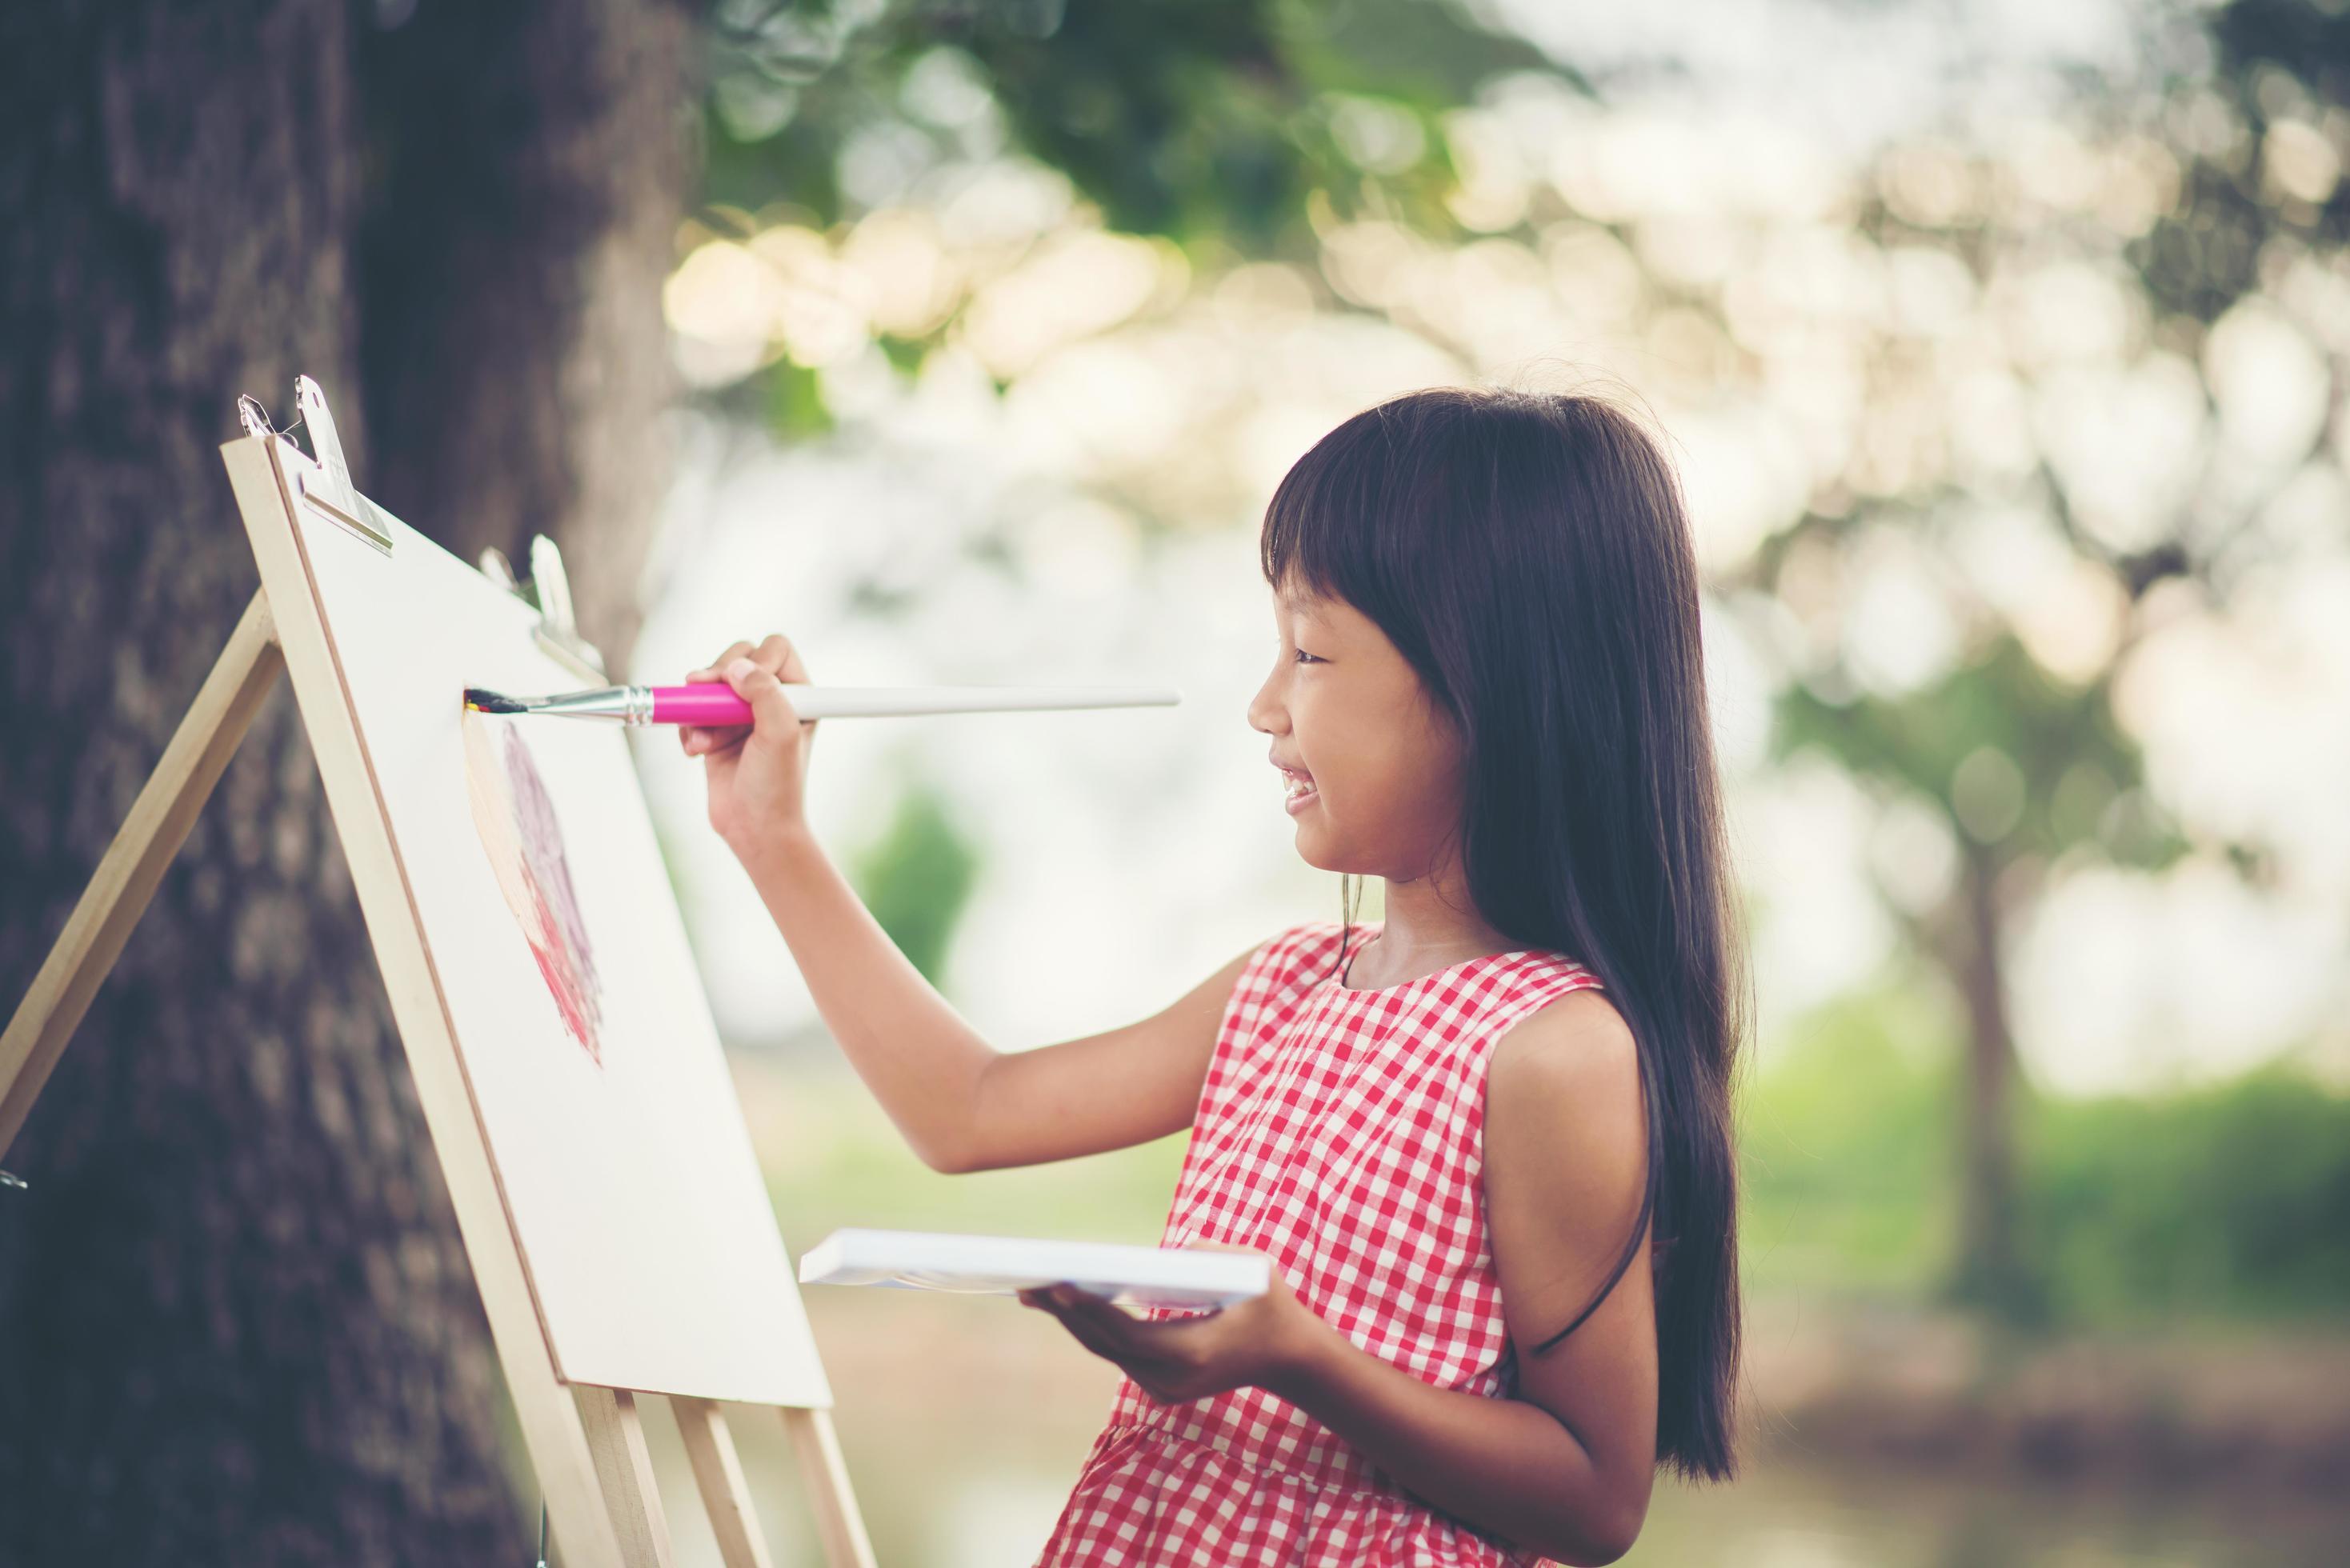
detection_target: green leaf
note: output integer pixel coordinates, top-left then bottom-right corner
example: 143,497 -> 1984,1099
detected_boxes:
767,358 -> 835,438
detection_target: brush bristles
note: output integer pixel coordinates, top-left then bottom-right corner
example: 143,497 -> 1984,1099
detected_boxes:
462,687 -> 530,714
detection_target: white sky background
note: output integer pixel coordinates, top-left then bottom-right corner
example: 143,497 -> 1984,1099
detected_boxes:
630,0 -> 2350,1098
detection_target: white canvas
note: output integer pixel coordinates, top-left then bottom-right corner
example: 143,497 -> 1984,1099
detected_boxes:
285,473 -> 829,1408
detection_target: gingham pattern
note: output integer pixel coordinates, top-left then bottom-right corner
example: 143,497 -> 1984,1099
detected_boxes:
1034,918 -> 1605,1566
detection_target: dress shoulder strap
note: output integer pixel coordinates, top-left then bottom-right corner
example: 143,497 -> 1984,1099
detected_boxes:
1196,920 -> 1348,1115
1473,951 -> 1606,1036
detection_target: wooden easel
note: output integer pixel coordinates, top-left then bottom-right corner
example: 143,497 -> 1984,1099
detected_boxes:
0,381 -> 875,1568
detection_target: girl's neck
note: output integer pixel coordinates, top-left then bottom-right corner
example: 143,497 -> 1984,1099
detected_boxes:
1345,882 -> 1515,988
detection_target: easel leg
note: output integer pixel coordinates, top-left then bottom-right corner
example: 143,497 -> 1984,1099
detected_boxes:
672,1398 -> 775,1568
0,589 -> 282,1153
577,1387 -> 678,1568
781,1406 -> 878,1568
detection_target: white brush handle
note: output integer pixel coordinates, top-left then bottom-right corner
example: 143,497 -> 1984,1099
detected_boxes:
766,684 -> 1180,720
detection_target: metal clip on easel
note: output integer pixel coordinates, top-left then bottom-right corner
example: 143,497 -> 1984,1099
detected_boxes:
477,537 -> 607,683
237,381 -> 394,554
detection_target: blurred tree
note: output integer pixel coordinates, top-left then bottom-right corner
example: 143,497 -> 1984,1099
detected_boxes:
1769,630 -> 2190,1318
1753,0 -> 2349,1318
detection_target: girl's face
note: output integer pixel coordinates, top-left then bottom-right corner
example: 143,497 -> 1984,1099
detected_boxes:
1249,575 -> 1467,877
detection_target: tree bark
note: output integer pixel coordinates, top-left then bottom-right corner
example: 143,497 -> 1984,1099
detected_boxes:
0,1 -> 687,1558
1948,849 -> 2028,1315
358,0 -> 689,664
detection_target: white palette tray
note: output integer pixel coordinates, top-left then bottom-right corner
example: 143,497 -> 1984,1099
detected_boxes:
796,1227 -> 1268,1310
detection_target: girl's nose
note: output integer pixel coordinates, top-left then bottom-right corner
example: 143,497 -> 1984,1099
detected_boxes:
1247,680 -> 1285,736
1250,667 -> 1287,742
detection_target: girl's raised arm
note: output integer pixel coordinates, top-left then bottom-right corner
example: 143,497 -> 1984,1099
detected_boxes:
687,630 -> 1255,1174
747,821 -> 1254,1176
952,938 -> 1260,1173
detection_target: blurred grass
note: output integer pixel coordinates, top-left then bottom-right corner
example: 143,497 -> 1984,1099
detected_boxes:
1735,978 -> 1959,1302
2024,1067 -> 2350,1325
741,976 -> 2350,1334
738,1052 -> 1192,1262
1739,977 -> 2350,1327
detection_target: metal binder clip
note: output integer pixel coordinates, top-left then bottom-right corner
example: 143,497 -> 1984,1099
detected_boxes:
478,546 -> 522,596
526,534 -> 607,679
290,376 -> 394,554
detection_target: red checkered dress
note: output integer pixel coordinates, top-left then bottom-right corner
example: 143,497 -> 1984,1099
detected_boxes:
1033,918 -> 1604,1566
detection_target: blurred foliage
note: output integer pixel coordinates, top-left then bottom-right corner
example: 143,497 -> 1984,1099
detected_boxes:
697,0 -> 1567,257
843,766 -> 982,984
767,357 -> 835,436
1739,977 -> 2350,1326
1736,979 -> 1958,1301
2024,1066 -> 2350,1323
2136,0 -> 2350,320
1771,632 -> 2186,872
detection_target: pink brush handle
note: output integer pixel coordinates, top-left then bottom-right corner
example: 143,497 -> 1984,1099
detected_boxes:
650,685 -> 756,726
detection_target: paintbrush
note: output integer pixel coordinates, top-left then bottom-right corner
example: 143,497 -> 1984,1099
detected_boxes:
462,681 -> 1181,726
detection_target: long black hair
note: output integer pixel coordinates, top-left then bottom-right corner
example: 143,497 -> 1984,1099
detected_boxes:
1260,383 -> 1749,1482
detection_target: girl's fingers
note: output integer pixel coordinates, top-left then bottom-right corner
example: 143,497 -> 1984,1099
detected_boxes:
684,638 -> 813,757
754,632 -> 815,686
1066,1294 -> 1144,1335
689,637 -> 811,690
724,658 -> 803,734
689,641 -> 758,685
1045,1287 -> 1135,1339
1038,1301 -> 1125,1364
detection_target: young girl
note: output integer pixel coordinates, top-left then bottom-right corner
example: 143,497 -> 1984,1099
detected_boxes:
682,385 -> 1747,1566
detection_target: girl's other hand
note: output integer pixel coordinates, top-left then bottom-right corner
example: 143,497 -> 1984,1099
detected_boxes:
680,633 -> 819,865
1016,1244 -> 1329,1406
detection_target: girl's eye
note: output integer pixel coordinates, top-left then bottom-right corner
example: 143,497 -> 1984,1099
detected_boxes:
1291,649 -> 1322,665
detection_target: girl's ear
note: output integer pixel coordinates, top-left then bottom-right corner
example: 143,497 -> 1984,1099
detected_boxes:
1414,684 -> 1470,762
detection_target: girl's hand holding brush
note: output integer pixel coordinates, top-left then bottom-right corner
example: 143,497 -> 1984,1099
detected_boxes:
682,634 -> 821,866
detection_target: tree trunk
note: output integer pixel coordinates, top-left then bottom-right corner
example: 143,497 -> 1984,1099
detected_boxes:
0,2 -> 686,1558
358,0 -> 688,663
1948,848 -> 2029,1317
